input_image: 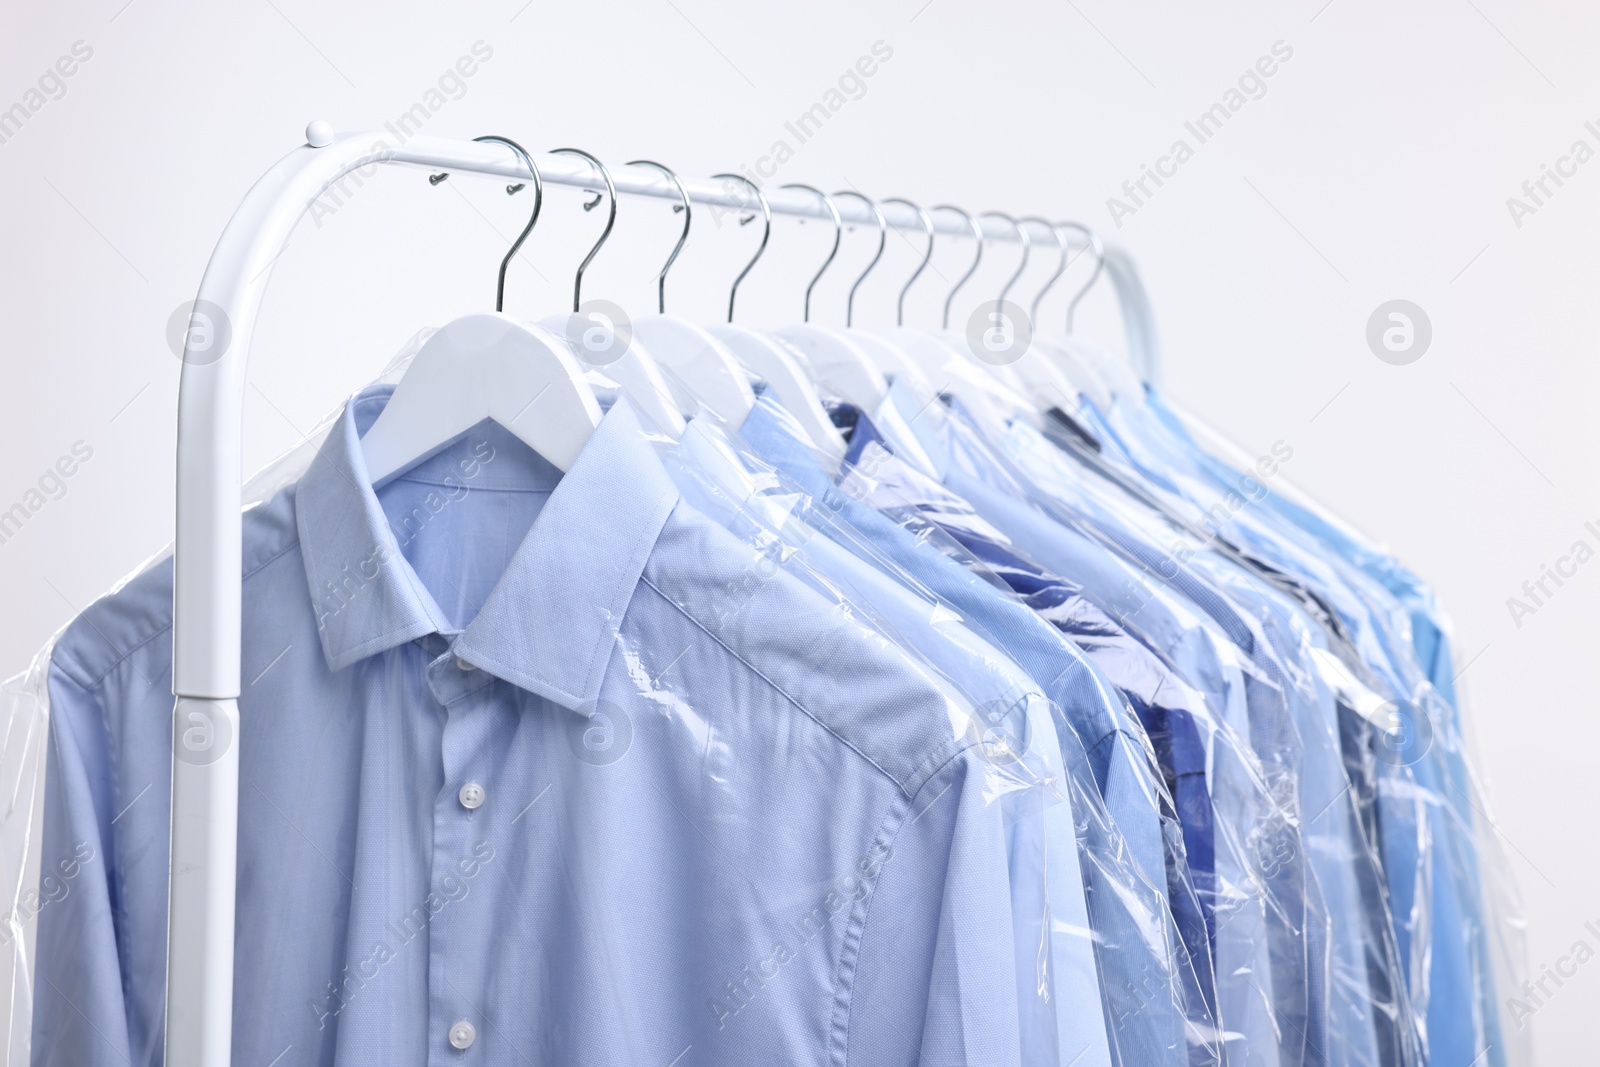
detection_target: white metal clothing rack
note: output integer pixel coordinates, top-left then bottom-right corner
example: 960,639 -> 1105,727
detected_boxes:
164,122 -> 1164,1065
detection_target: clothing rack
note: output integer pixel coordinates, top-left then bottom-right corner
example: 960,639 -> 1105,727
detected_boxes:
165,121 -> 1164,1066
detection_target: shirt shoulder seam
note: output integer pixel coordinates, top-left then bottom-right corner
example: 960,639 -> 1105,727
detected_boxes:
637,573 -> 914,799
56,537 -> 303,691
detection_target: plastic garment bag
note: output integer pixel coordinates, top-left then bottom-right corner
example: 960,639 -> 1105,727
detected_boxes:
0,320 -> 1524,1067
993,413 -> 1427,1067
748,392 -> 1357,1067
847,394 -> 1437,1067
663,416 -> 1104,1067
738,395 -> 1232,1066
1080,388 -> 1525,1067
4,333 -> 1079,1067
665,400 -> 1214,1067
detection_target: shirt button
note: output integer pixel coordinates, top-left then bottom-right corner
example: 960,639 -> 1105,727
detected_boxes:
455,655 -> 476,671
449,1019 -> 476,1049
458,782 -> 486,810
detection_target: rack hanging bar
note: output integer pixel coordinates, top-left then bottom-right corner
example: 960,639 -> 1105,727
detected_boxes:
162,122 -> 1160,1067
383,134 -> 1068,245
369,130 -> 1161,379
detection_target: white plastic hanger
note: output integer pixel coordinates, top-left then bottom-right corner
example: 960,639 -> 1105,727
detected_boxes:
878,204 -> 980,391
768,184 -> 888,411
823,190 -> 941,412
929,210 -> 1039,405
711,324 -> 842,453
1004,216 -> 1099,414
540,311 -> 685,435
776,324 -> 887,409
856,195 -> 943,406
510,151 -> 692,435
361,136 -> 602,482
1042,222 -> 1142,410
699,173 -> 846,458
632,318 -> 755,423
1068,335 -> 1146,409
527,149 -> 687,436
1027,221 -> 1105,405
877,204 -> 1037,426
363,315 -> 602,481
613,159 -> 754,426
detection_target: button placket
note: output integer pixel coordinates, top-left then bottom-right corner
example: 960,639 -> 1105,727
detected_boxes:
427,654 -> 500,1061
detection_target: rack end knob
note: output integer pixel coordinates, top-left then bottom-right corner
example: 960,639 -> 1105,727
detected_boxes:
305,120 -> 334,148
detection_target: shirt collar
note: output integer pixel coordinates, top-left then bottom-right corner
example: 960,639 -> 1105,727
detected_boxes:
738,392 -> 838,498
297,387 -> 680,708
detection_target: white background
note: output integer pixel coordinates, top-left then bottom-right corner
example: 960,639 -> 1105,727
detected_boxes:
1,0 -> 1594,1061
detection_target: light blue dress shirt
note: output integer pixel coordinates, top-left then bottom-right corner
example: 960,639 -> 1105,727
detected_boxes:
1091,390 -> 1499,1067
735,396 -> 1228,1067
835,393 -> 1322,1067
1069,392 -> 1480,1059
35,389 -> 1046,1067
662,414 -> 1113,1067
892,401 -> 1326,1067
994,415 -> 1399,1067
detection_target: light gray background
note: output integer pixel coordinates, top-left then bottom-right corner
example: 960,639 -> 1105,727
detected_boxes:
1,0 -> 1592,1061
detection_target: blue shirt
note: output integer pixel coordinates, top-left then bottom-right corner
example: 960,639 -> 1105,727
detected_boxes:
993,414 -> 1391,1067
729,397 -> 1216,1067
1083,391 -> 1489,1066
36,389 -> 1043,1067
876,399 -> 1327,1067
662,413 -> 1111,1067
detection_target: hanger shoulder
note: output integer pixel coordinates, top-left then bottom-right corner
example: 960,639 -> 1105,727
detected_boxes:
1029,336 -> 1108,411
1066,335 -> 1147,408
846,332 -> 917,385
361,312 -> 601,483
709,324 -> 846,459
773,324 -> 887,411
630,316 -> 756,424
880,327 -> 956,384
846,333 -> 940,408
998,339 -> 1086,413
488,321 -> 605,469
540,313 -> 687,435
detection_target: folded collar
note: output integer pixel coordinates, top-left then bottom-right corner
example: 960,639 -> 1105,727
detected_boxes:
738,392 -> 836,495
297,388 -> 679,709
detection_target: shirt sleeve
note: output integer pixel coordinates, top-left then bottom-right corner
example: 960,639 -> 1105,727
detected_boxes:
846,745 -> 1029,1067
32,664 -> 133,1067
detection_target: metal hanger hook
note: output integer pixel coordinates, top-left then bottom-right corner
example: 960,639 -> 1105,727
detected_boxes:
711,173 -> 771,323
1019,217 -> 1066,325
831,190 -> 887,328
626,160 -> 691,314
1054,221 -> 1106,334
778,184 -> 841,324
442,136 -> 542,313
977,211 -> 1030,322
548,147 -> 617,312
880,197 -> 934,328
931,204 -> 982,330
